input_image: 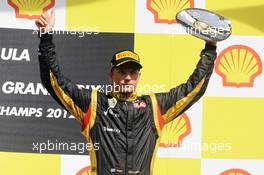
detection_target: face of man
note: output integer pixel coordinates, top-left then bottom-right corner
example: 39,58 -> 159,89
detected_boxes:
109,63 -> 141,94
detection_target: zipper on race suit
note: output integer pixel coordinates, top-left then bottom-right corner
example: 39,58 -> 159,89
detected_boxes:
125,101 -> 128,175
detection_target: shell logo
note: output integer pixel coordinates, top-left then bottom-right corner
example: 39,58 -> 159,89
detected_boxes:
7,0 -> 55,20
159,113 -> 191,147
146,0 -> 194,24
215,45 -> 262,88
76,166 -> 92,175
220,168 -> 251,175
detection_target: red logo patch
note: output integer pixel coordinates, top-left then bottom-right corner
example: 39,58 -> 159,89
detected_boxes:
133,101 -> 147,109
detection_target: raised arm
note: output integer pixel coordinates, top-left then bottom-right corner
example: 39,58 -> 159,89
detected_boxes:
36,11 -> 94,124
154,43 -> 217,124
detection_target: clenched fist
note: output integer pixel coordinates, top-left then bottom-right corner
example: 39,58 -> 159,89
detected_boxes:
35,10 -> 55,34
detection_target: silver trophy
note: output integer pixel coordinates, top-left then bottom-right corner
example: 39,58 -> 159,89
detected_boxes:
176,8 -> 232,42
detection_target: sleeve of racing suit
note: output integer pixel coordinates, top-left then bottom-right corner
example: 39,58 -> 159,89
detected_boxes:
155,43 -> 217,124
38,33 -> 92,124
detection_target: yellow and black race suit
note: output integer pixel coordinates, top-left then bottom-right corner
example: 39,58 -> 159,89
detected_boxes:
38,33 -> 217,175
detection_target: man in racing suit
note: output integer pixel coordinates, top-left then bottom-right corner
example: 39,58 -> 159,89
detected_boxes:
36,12 -> 217,175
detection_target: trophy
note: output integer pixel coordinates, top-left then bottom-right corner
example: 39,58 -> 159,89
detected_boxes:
176,8 -> 232,42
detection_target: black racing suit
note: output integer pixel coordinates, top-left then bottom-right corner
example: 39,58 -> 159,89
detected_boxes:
38,33 -> 217,175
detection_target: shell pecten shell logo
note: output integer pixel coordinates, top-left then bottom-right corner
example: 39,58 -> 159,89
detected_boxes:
159,113 -> 191,147
77,166 -> 91,175
8,0 -> 55,19
220,168 -> 251,175
215,45 -> 262,88
147,0 -> 194,24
